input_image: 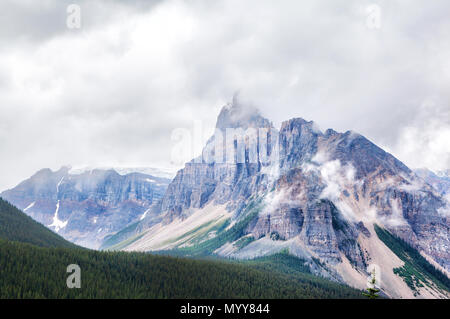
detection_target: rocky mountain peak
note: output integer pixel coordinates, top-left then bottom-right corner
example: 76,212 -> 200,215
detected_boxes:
280,117 -> 322,135
34,168 -> 55,177
215,94 -> 272,130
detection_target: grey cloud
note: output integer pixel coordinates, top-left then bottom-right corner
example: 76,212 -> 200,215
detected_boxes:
0,0 -> 162,49
0,0 -> 449,191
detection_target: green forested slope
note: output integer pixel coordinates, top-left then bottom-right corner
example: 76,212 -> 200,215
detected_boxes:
0,239 -> 363,299
0,198 -> 363,299
374,224 -> 450,294
0,198 -> 77,248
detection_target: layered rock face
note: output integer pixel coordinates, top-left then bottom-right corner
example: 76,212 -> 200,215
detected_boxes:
1,167 -> 170,248
154,97 -> 276,223
132,98 -> 450,281
257,117 -> 449,272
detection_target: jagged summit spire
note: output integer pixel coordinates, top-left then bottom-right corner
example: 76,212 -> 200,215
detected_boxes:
232,91 -> 240,107
215,94 -> 272,129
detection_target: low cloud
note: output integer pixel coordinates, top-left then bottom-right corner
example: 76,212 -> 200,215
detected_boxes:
304,154 -> 360,221
437,194 -> 450,218
383,199 -> 408,227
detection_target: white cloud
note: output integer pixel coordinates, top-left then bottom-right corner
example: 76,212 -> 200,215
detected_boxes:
393,99 -> 450,172
303,155 -> 360,221
318,160 -> 357,199
384,199 -> 407,227
0,0 -> 449,191
261,187 -> 302,216
437,193 -> 450,217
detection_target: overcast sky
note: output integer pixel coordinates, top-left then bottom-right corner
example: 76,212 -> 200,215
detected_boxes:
0,0 -> 449,191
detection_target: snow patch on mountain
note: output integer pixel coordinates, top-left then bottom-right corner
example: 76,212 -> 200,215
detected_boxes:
140,208 -> 151,221
23,201 -> 35,212
48,200 -> 68,232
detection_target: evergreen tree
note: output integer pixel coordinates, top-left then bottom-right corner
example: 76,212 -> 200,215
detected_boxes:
363,268 -> 380,299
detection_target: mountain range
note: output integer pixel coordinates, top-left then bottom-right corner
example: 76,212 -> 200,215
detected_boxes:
2,97 -> 449,299
0,167 -> 171,248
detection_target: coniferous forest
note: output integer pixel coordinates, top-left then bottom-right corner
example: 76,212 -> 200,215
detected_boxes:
0,198 -> 363,299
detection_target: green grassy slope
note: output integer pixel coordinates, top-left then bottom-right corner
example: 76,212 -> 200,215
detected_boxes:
0,239 -> 363,299
0,198 -> 77,248
100,221 -> 143,250
154,197 -> 264,257
374,224 -> 450,295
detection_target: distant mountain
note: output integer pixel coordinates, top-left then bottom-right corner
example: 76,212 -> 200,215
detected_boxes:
415,168 -> 450,197
437,170 -> 450,178
0,197 -> 76,248
108,97 -> 450,299
68,166 -> 177,180
1,167 -> 171,249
